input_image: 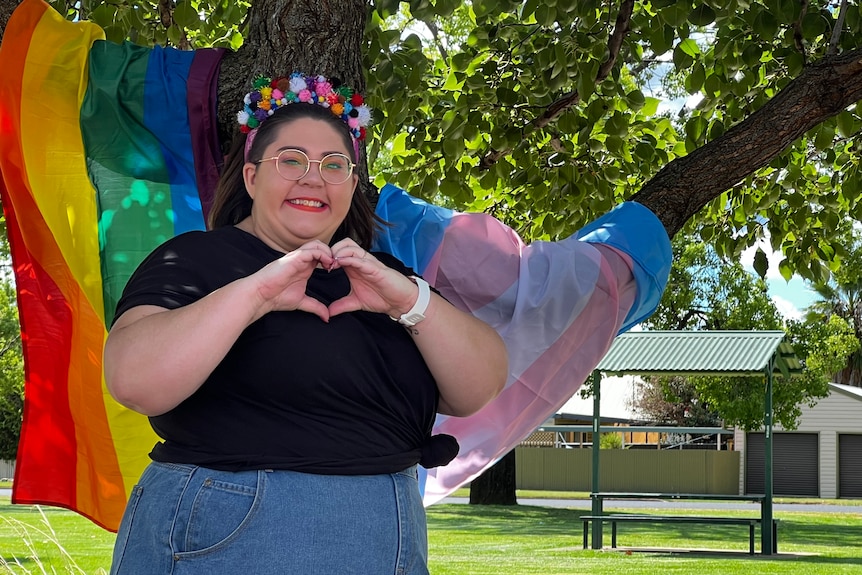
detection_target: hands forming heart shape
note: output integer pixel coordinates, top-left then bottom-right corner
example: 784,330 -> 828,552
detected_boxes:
255,238 -> 421,323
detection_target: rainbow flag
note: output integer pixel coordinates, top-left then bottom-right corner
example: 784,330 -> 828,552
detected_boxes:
0,0 -> 671,531
0,0 -> 222,530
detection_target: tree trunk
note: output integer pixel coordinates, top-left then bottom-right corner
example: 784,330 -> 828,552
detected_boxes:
215,0 -> 372,190
468,449 -> 517,505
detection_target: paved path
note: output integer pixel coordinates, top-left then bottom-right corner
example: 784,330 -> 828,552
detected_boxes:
3,489 -> 860,514
441,496 -> 862,514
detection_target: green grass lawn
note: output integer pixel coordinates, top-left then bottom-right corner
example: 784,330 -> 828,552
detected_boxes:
2,495 -> 862,574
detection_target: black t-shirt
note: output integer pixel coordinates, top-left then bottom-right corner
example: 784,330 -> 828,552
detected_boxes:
114,226 -> 440,474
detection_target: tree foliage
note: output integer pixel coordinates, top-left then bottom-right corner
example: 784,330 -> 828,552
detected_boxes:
805,222 -> 862,386
0,0 -> 858,282
643,234 -> 783,332
634,234 -> 859,430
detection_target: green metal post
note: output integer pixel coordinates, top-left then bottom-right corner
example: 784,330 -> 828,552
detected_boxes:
763,362 -> 774,555
590,369 -> 603,549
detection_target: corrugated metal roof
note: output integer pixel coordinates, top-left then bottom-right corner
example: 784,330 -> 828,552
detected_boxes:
597,330 -> 803,377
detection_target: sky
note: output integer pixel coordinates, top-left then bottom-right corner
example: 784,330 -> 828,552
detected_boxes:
739,241 -> 819,321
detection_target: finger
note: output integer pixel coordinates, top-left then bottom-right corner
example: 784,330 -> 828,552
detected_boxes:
330,238 -> 360,251
327,294 -> 363,317
281,249 -> 328,272
332,246 -> 374,260
296,296 -> 331,322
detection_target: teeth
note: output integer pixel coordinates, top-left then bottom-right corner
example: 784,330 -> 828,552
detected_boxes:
289,199 -> 324,208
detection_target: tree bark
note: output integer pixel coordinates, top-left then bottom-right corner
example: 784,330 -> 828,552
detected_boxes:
468,449 -> 517,505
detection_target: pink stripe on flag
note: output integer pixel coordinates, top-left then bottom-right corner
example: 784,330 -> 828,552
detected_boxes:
424,246 -> 637,504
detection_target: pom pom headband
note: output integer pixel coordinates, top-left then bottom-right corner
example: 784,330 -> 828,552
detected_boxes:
236,73 -> 372,141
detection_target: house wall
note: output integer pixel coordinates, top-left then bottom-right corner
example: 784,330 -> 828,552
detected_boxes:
783,387 -> 862,498
735,385 -> 862,498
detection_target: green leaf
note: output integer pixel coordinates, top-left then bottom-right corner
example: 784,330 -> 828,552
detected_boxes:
673,40 -> 699,68
678,38 -> 701,58
521,0 -> 540,20
641,97 -> 661,116
661,2 -> 690,27
801,12 -> 827,40
576,60 -> 599,100
836,111 -> 856,138
753,9 -> 779,41
685,63 -> 705,94
173,1 -> 200,30
775,0 -> 799,25
89,4 -> 117,28
688,5 -> 716,27
624,90 -> 646,111
605,113 -> 629,137
814,125 -> 836,151
649,24 -> 675,56
753,248 -> 769,279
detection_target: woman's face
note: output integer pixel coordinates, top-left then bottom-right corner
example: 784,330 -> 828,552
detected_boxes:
242,117 -> 358,252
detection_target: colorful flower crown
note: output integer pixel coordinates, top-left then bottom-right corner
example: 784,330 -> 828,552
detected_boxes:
236,73 -> 372,141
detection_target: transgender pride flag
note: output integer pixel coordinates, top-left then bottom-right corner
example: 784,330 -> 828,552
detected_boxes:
0,0 -> 671,531
374,186 -> 670,502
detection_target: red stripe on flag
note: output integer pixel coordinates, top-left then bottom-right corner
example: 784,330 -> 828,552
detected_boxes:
0,0 -> 81,511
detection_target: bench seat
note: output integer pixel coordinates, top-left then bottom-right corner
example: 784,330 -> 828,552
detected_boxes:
581,514 -> 779,555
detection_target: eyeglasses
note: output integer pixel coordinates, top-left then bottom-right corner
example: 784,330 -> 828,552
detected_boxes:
255,149 -> 355,185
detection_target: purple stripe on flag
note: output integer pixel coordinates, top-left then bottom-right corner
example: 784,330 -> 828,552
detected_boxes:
186,48 -> 225,224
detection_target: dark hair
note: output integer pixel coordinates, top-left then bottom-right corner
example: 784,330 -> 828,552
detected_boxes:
209,103 -> 384,249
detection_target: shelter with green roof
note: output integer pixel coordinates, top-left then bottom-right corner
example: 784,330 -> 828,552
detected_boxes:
587,330 -> 803,555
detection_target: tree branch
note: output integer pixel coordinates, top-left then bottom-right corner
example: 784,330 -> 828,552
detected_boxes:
630,47 -> 862,238
793,0 -> 808,65
479,0 -> 635,169
424,19 -> 449,64
828,0 -> 849,56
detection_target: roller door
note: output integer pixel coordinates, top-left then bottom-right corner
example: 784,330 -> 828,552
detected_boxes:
839,434 -> 862,498
746,432 -> 818,496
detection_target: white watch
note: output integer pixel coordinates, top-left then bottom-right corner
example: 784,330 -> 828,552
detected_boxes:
390,276 -> 431,327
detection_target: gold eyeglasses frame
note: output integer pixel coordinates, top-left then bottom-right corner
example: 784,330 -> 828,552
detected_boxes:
254,149 -> 356,185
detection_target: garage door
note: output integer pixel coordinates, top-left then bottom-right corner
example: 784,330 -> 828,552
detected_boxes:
839,434 -> 862,498
746,432 -> 819,496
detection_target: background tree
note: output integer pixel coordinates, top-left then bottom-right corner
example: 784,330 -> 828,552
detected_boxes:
634,234 -> 859,431
0,222 -> 23,462
805,222 -> 862,387
1,0 -> 862,500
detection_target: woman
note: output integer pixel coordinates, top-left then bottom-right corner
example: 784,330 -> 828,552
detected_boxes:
104,73 -> 508,574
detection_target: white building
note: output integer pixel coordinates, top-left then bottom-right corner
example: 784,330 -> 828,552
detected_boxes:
735,382 -> 862,498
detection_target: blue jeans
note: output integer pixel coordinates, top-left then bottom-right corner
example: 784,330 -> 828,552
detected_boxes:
110,462 -> 429,574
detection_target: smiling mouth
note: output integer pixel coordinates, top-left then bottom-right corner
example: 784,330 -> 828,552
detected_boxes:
287,199 -> 326,208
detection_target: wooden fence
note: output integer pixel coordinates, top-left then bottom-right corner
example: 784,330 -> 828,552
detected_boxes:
515,446 -> 740,493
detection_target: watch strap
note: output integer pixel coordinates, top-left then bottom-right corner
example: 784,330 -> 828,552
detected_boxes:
390,276 -> 430,326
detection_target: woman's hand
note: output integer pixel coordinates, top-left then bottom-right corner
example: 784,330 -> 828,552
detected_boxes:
325,238 -> 420,319
252,240 -> 336,321
327,239 -> 509,417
